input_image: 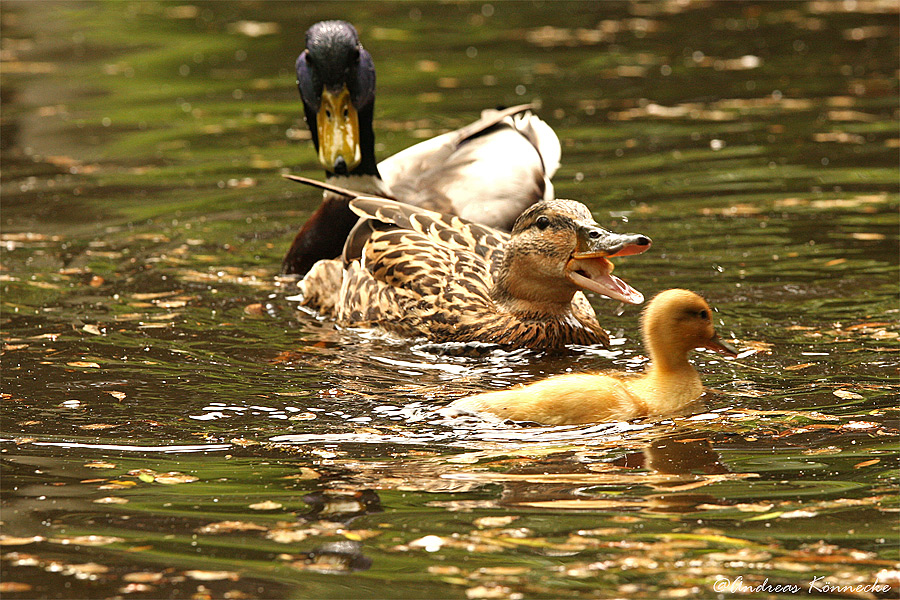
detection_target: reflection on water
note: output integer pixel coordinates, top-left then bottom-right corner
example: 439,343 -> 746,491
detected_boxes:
1,0 -> 898,598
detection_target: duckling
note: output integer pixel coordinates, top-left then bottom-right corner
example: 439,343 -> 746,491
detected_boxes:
282,20 -> 560,275
450,289 -> 737,423
298,196 -> 650,351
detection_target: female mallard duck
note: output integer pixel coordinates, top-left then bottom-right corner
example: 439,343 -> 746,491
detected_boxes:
450,289 -> 738,424
298,196 -> 651,351
282,20 -> 560,275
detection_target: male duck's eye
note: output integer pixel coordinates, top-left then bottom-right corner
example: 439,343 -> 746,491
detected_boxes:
535,216 -> 550,230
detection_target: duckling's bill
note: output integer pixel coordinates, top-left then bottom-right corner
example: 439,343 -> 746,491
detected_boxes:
703,334 -> 738,357
317,86 -> 361,174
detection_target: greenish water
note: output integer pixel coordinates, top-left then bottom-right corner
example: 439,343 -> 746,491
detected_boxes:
1,2 -> 897,599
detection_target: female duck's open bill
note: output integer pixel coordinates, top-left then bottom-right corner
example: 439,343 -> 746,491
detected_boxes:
566,224 -> 651,305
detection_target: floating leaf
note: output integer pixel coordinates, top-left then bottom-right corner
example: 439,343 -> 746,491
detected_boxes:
465,584 -> 519,599
196,521 -> 267,534
853,459 -> 881,469
657,533 -> 761,546
155,299 -> 187,308
243,303 -> 265,316
249,501 -> 282,511
183,570 -> 239,581
785,363 -> 815,371
122,572 -> 164,583
99,480 -> 137,489
53,535 -> 124,546
289,412 -> 317,421
842,421 -> 879,430
84,461 -> 117,469
834,390 -> 864,400
745,511 -> 784,521
153,472 -> 198,485
850,232 -> 886,240
230,437 -> 260,447
130,291 -> 179,301
67,361 -> 100,369
93,497 -> 129,504
342,530 -> 381,541
0,536 -> 45,546
266,529 -> 308,544
474,516 -> 518,529
802,447 -> 841,455
780,510 -> 818,519
119,583 -> 154,594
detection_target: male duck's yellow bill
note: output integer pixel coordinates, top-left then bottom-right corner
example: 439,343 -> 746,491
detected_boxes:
317,86 -> 361,174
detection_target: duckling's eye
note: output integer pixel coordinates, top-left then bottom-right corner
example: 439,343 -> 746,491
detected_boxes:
698,309 -> 709,320
535,216 -> 551,230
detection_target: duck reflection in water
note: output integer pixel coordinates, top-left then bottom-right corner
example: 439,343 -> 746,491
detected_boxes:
299,489 -> 382,523
286,489 -> 381,573
291,540 -> 373,573
494,433 -> 732,514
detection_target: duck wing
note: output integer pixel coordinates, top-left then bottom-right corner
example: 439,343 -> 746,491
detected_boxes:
345,197 -> 509,265
377,105 -> 561,230
334,198 -> 504,335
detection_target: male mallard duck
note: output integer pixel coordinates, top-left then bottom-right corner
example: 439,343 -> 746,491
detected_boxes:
298,196 -> 650,350
450,289 -> 738,424
282,20 -> 560,275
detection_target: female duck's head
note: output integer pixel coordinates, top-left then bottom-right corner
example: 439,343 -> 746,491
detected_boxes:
493,199 -> 651,310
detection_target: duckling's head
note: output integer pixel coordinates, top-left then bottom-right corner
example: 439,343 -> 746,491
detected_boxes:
494,200 -> 651,309
296,21 -> 377,176
641,289 -> 738,361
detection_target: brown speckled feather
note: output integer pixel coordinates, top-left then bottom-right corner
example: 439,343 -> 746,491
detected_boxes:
302,197 -> 613,351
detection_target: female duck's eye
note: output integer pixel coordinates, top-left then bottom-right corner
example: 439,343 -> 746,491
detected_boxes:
535,216 -> 550,230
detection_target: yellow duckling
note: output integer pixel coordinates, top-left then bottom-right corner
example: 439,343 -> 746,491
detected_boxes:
450,289 -> 738,424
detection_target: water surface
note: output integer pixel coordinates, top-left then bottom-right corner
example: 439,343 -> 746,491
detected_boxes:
2,2 -> 898,598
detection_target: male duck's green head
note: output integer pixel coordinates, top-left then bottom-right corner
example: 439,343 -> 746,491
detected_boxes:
296,20 -> 379,177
